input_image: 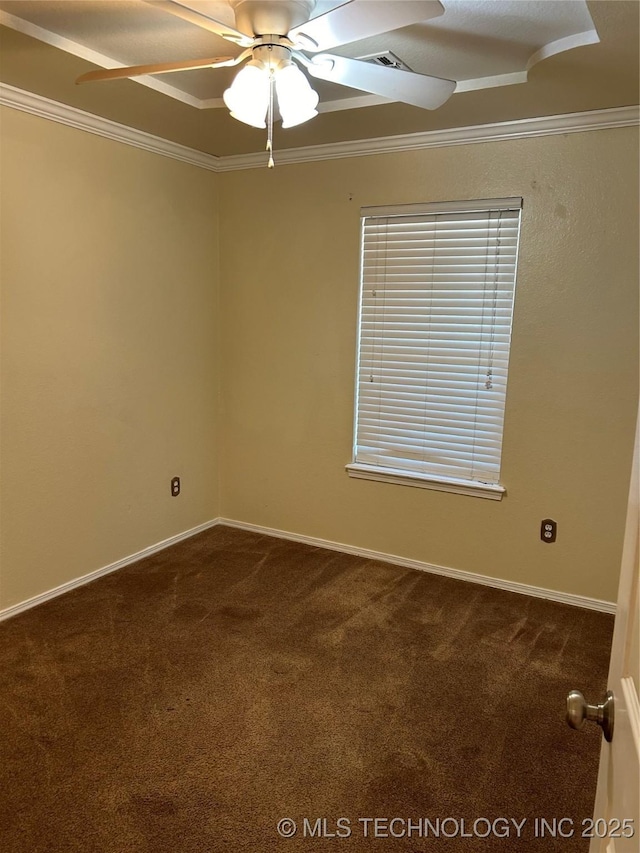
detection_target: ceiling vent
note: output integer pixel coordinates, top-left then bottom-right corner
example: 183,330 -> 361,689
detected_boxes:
357,51 -> 413,73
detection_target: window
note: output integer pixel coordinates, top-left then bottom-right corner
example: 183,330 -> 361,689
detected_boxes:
348,198 -> 522,500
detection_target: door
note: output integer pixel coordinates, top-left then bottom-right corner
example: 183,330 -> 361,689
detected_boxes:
583,415 -> 639,852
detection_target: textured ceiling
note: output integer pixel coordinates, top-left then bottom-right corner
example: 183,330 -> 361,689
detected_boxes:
0,0 -> 638,157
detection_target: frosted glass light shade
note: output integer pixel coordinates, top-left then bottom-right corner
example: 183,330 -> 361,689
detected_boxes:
223,62 -> 270,128
275,63 -> 319,128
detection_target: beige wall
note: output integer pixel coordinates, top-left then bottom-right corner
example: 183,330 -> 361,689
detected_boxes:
1,110 -> 637,612
0,107 -> 220,609
218,128 -> 639,603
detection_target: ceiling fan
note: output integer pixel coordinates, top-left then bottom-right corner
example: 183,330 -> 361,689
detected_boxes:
76,0 -> 456,166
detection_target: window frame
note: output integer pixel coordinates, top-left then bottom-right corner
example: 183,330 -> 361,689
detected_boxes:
347,197 -> 523,500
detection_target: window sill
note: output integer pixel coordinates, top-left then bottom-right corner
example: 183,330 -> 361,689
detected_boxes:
345,463 -> 505,500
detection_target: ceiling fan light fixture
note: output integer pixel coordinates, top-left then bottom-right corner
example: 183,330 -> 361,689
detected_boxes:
275,62 -> 319,128
223,60 -> 270,127
75,0 -> 461,165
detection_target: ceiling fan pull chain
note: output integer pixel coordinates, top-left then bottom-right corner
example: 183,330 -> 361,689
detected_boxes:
267,68 -> 275,168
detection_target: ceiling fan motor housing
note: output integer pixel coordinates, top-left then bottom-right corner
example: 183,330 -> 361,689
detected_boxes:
75,0 -> 460,144
230,0 -> 317,37
252,42 -> 293,71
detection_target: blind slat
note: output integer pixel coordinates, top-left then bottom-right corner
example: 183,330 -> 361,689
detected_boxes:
354,202 -> 521,486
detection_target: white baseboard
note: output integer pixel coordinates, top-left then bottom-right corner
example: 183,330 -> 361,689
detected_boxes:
218,517 -> 617,614
0,515 -> 616,621
0,519 -> 219,623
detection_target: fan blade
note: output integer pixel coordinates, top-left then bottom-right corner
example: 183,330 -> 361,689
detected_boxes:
306,54 -> 455,110
144,0 -> 254,47
289,0 -> 444,52
76,54 -> 242,84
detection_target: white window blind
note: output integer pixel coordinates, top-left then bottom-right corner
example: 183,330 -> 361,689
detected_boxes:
349,198 -> 522,498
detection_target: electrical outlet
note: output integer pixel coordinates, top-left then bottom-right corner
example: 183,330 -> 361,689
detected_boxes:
171,477 -> 180,497
541,518 -> 556,543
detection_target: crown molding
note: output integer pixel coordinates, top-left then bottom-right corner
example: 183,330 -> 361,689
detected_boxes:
1,83 -> 638,174
217,104 -> 640,170
0,83 -> 221,171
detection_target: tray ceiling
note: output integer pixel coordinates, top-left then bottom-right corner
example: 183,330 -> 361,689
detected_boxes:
0,0 -> 638,157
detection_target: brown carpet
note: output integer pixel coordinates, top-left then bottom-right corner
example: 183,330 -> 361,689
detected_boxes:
0,525 -> 613,852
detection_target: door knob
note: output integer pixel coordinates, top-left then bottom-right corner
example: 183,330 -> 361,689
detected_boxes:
566,689 -> 614,742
